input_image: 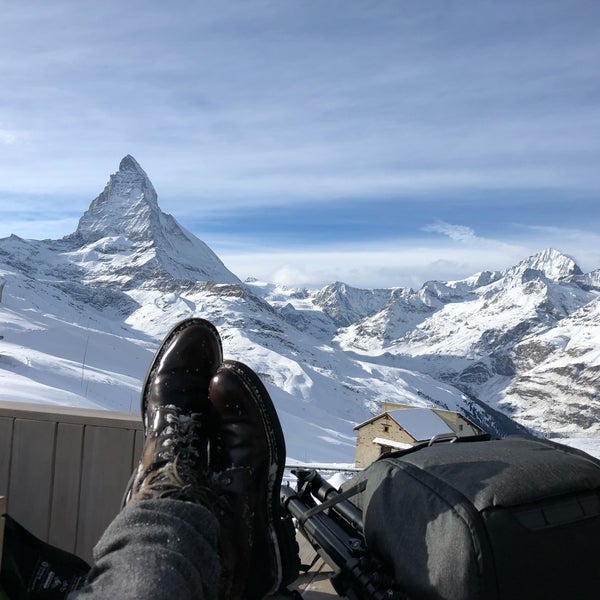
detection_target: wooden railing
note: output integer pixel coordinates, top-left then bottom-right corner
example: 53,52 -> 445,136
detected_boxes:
0,495 -> 5,565
0,401 -> 142,563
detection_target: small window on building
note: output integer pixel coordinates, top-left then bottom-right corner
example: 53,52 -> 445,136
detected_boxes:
459,424 -> 464,431
382,424 -> 389,433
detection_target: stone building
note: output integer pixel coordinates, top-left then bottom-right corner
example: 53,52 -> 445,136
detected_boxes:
354,404 -> 482,468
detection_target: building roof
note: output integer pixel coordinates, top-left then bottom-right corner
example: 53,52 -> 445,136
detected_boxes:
387,408 -> 454,441
355,407 -> 454,442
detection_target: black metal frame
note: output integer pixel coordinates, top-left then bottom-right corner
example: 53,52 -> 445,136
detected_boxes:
281,468 -> 404,600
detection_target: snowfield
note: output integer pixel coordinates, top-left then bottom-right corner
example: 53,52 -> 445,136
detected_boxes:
551,437 -> 600,460
1,156 -> 599,465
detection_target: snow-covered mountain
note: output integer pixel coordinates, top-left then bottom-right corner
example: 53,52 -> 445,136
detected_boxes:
0,157 -> 598,464
66,154 -> 240,288
334,248 -> 600,435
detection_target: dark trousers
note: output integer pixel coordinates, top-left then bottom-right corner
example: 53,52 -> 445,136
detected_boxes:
70,499 -> 221,599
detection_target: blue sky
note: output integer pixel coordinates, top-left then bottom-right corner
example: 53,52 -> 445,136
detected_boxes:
1,1 -> 599,288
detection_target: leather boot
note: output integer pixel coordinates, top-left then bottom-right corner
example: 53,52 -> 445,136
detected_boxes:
123,318 -> 223,506
209,360 -> 300,600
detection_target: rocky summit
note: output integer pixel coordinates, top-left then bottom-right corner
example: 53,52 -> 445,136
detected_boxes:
0,157 -> 598,462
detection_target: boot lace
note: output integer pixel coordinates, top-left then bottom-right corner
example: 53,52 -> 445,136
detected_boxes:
132,405 -> 217,506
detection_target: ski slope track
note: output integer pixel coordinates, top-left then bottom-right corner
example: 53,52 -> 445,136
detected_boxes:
1,157 -> 599,463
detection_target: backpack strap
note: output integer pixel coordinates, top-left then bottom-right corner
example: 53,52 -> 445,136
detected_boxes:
298,480 -> 366,527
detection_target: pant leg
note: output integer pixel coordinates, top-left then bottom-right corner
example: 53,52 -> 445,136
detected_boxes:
69,499 -> 221,600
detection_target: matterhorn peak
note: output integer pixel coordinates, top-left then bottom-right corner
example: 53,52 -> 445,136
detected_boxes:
68,155 -> 161,244
118,154 -> 145,174
63,156 -> 240,285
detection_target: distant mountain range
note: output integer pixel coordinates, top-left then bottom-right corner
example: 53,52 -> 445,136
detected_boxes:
0,156 -> 598,462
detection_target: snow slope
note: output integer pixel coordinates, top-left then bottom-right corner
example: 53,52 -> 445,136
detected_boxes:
335,249 -> 600,435
1,157 -> 598,465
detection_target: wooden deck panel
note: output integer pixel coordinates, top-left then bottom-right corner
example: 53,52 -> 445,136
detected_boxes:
8,418 -> 56,541
0,496 -> 5,567
49,422 -> 84,553
76,425 -> 138,561
0,400 -> 341,597
0,401 -> 143,561
0,417 -> 14,496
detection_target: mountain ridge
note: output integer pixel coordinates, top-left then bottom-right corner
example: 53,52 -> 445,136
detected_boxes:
0,156 -> 598,462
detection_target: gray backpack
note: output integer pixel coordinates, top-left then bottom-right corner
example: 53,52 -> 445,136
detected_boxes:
347,436 -> 600,600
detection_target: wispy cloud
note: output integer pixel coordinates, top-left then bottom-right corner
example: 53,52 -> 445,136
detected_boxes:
213,221 -> 600,289
1,1 -> 599,286
423,221 -> 478,243
216,241 -> 528,289
1,1 -> 599,201
0,130 -> 21,145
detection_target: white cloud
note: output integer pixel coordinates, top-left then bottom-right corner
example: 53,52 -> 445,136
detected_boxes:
1,1 -> 599,290
215,223 -> 600,289
217,240 -> 531,289
1,2 -> 600,202
423,221 -> 478,243
0,130 -> 21,145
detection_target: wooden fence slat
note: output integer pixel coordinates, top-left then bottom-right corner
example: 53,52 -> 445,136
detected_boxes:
76,426 -> 136,562
133,428 -> 144,467
0,401 -> 141,430
0,496 -> 6,566
0,417 -> 14,498
8,419 -> 56,541
49,422 -> 84,553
